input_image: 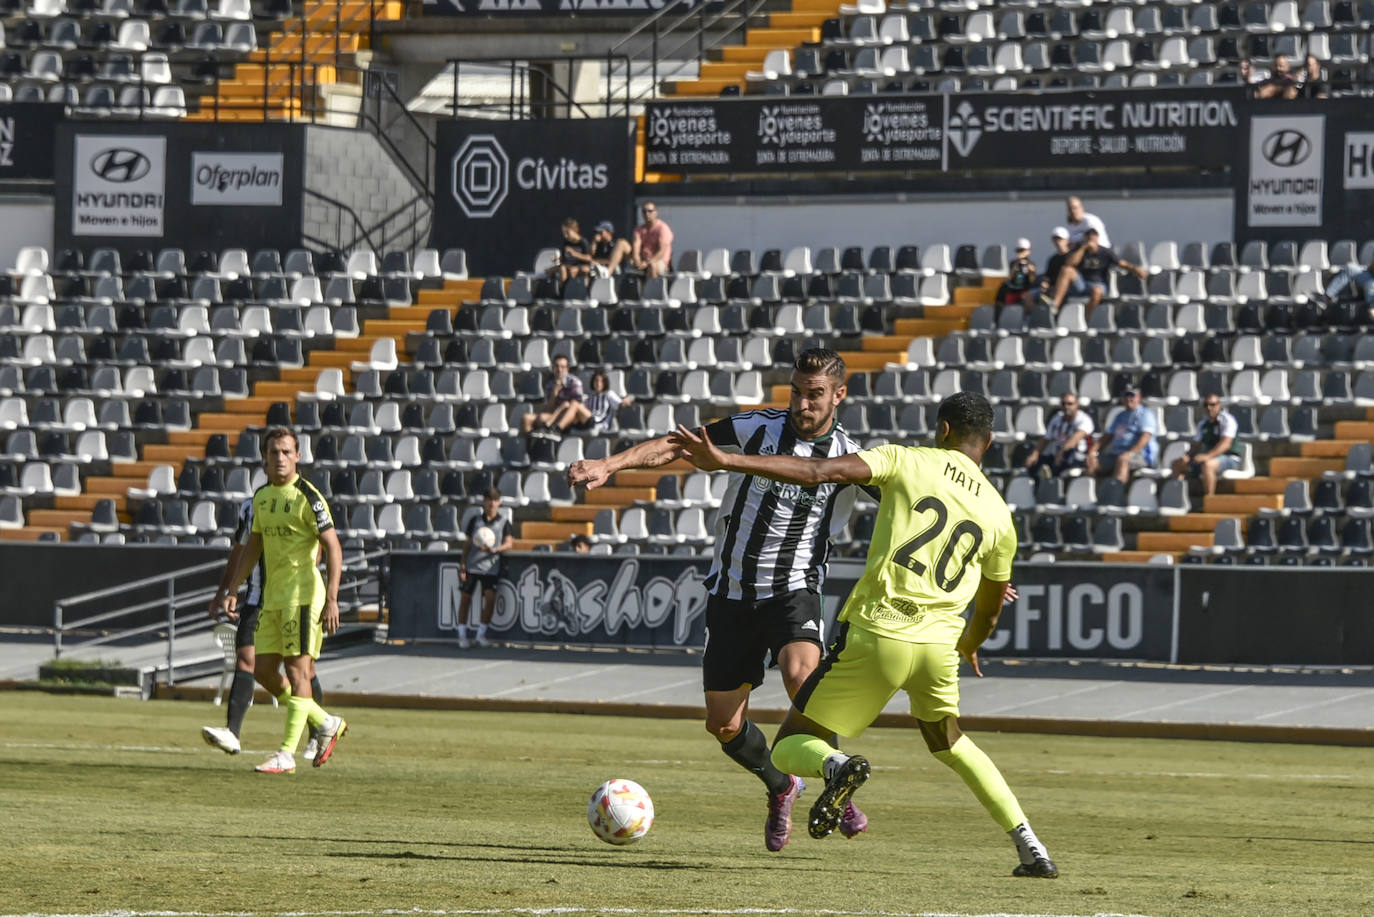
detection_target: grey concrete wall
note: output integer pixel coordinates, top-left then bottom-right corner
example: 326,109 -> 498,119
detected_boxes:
302,125 -> 432,254
0,196 -> 54,271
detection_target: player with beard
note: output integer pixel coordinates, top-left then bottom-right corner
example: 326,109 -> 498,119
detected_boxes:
568,348 -> 870,851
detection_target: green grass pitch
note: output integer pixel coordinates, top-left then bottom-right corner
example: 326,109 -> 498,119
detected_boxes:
2,692 -> 1372,917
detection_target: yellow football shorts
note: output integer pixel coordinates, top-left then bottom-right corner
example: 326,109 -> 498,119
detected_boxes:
795,623 -> 961,737
253,601 -> 325,659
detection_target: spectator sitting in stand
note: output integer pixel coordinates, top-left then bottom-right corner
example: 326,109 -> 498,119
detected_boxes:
1256,54 -> 1297,99
1023,391 -> 1094,478
1086,387 -> 1158,484
1325,254 -> 1374,310
1049,228 -> 1147,313
1029,227 -> 1072,307
550,217 -> 594,286
520,354 -> 584,436
1239,57 -> 1269,93
1296,55 -> 1330,99
1171,395 -> 1242,497
569,534 -> 592,554
631,201 -> 673,279
1064,196 -> 1111,248
542,370 -> 628,436
995,237 -> 1037,307
591,220 -> 632,277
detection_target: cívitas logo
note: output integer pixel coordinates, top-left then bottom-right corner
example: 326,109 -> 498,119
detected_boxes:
452,132 -> 609,219
91,148 -> 151,183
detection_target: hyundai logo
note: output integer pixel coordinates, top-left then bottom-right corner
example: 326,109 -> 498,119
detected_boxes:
1262,129 -> 1312,168
91,147 -> 151,183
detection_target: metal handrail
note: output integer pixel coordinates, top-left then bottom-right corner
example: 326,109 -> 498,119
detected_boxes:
56,559 -> 225,609
445,54 -> 634,121
53,548 -> 390,687
608,0 -> 762,103
304,186 -> 381,253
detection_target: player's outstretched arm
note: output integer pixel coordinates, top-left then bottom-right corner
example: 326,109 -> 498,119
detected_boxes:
957,576 -> 1013,677
567,434 -> 685,491
672,425 -> 871,486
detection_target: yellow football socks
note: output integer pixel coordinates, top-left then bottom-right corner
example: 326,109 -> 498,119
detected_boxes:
933,735 -> 1027,832
770,734 -> 837,779
281,697 -> 328,753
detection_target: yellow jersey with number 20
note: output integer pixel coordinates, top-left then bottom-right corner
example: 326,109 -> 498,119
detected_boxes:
840,444 -> 1017,645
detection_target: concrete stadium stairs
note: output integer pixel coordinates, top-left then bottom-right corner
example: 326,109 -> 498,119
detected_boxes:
669,0 -> 836,97
185,0 -> 404,122
16,279 -> 484,542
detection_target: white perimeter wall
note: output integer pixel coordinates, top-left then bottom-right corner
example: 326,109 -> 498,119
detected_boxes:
0,197 -> 53,271
644,190 -> 1234,260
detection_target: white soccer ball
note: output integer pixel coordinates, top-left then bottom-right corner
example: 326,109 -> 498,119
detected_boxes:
474,525 -> 497,549
587,778 -> 654,845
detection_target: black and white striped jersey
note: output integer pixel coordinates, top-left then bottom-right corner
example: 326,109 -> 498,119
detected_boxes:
703,409 -> 863,602
232,498 -> 265,608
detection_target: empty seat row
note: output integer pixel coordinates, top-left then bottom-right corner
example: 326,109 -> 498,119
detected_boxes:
21,246 -> 468,284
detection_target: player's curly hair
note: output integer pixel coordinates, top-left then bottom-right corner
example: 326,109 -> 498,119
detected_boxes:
937,392 -> 994,441
794,347 -> 846,383
262,426 -> 298,452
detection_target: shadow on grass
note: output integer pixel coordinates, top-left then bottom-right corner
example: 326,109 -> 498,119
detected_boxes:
324,849 -> 713,869
214,834 -> 835,868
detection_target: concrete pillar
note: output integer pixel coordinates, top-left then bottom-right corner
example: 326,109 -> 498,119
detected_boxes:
536,58 -> 607,119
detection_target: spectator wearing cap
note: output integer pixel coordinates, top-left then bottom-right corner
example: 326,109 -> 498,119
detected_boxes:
1086,387 -> 1158,484
995,236 -> 1037,307
1049,227 -> 1147,313
1031,227 -> 1073,307
591,220 -> 632,277
1171,395 -> 1242,496
1065,196 -> 1111,248
631,201 -> 673,278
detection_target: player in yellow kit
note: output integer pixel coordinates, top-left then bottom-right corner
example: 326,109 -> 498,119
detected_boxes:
216,426 -> 348,774
671,392 -> 1057,878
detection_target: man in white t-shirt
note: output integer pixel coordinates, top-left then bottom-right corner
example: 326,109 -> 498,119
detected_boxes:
1064,196 -> 1111,249
1024,391 -> 1095,477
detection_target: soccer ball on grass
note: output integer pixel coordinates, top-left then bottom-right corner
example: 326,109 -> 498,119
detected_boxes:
587,778 -> 654,845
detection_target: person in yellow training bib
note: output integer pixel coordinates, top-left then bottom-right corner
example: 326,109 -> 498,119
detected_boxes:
215,426 -> 348,775
671,392 -> 1058,878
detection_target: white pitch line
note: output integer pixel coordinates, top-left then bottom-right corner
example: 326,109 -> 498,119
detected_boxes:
1,741 -> 198,755
1113,685 -> 1253,719
1251,688 -> 1374,722
0,909 -> 1164,917
479,665 -> 628,699
373,660 -> 511,693
975,681 -> 1114,714
1042,767 -> 1357,781
610,675 -> 702,702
